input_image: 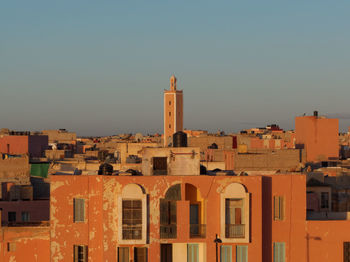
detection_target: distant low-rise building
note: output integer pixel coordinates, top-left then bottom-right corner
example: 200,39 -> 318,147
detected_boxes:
295,111 -> 339,162
41,129 -> 76,144
224,148 -> 305,172
0,132 -> 48,158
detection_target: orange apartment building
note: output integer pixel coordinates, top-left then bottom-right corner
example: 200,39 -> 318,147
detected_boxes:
0,132 -> 48,158
48,172 -> 305,262
295,111 -> 339,162
35,147 -> 350,261
3,166 -> 350,261
47,169 -> 350,261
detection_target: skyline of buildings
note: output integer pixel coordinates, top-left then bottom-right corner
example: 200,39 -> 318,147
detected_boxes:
2,70 -> 350,137
0,75 -> 350,261
2,1 -> 350,261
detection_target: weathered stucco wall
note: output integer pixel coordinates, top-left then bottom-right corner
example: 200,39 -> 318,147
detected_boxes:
224,149 -> 305,171
42,130 -> 76,143
50,174 -> 265,261
3,172 -> 350,261
142,147 -> 200,176
0,226 -> 50,262
188,136 -> 235,151
0,155 -> 30,184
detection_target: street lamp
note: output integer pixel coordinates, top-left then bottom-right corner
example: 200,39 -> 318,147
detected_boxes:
306,233 -> 321,262
214,234 -> 222,262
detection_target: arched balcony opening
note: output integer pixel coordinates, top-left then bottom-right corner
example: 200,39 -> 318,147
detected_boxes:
220,182 -> 250,243
160,184 -> 181,239
185,183 -> 206,238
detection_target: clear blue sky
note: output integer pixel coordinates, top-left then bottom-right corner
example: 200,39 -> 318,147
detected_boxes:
1,1 -> 350,136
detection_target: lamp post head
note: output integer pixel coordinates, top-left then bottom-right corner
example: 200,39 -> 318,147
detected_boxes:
214,234 -> 222,243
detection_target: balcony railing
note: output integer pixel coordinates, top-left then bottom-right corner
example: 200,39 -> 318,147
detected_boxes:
160,224 -> 177,239
122,225 -> 142,240
225,224 -> 245,238
190,224 -> 206,238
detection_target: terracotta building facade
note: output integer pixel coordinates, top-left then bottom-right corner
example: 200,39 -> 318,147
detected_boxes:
0,134 -> 48,158
295,112 -> 339,162
2,172 -> 350,261
48,173 -> 311,262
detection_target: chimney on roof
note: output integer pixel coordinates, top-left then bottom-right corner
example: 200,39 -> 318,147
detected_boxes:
313,111 -> 318,118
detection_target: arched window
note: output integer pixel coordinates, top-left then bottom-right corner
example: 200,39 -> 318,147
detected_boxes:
165,184 -> 181,201
118,184 -> 147,244
160,184 -> 181,239
220,183 -> 250,243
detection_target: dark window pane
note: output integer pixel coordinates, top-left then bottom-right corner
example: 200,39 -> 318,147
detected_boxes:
135,247 -> 147,262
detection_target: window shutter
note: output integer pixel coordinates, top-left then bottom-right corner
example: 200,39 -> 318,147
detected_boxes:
187,244 -> 191,262
225,199 -> 230,224
80,199 -> 85,222
236,245 -> 247,262
220,246 -> 226,262
194,244 -> 199,262
74,200 -> 78,222
187,244 -> 199,262
74,245 -> 78,262
344,242 -> 350,262
280,243 -> 285,262
170,201 -> 177,224
220,246 -> 232,262
160,199 -> 169,224
274,196 -> 284,220
161,244 -> 172,262
273,242 -> 285,262
118,247 -> 129,262
160,200 -> 176,225
274,196 -> 279,220
83,245 -> 88,262
279,197 -> 284,220
74,199 -> 85,222
242,246 -> 248,262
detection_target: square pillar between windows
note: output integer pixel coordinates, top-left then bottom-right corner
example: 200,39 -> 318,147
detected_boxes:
176,200 -> 190,241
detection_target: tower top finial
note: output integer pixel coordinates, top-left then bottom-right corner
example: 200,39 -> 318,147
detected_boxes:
170,75 -> 177,91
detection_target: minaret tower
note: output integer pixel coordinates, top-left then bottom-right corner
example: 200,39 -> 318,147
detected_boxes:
164,75 -> 183,147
